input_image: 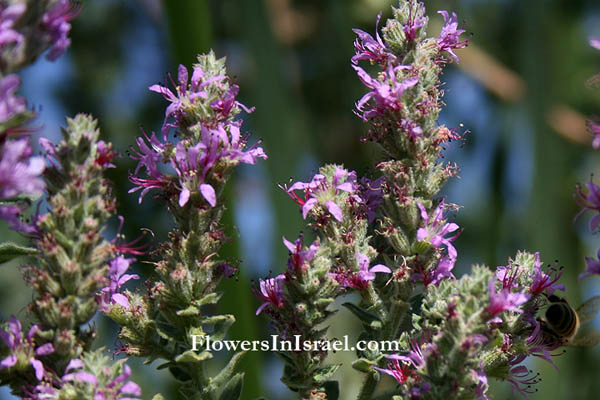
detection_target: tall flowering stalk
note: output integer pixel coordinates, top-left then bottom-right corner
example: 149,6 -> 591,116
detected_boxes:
104,52 -> 266,400
347,1 -> 468,397
0,115 -> 143,397
256,166 -> 386,398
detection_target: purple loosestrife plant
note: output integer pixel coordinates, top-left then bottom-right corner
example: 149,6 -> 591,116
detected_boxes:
258,163 -> 385,398
103,52 -> 266,400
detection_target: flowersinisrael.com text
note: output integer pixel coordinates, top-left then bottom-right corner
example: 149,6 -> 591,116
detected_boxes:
191,335 -> 400,353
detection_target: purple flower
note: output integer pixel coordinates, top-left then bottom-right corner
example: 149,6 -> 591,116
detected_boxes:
41,0 -> 80,61
0,74 -> 27,123
580,248 -> 600,279
97,256 -> 139,310
130,130 -> 165,178
412,255 -> 456,287
506,356 -> 541,397
130,122 -> 266,206
285,168 -> 359,222
591,37 -> 600,51
417,199 -> 460,260
471,367 -> 489,400
574,178 -> 600,231
353,63 -> 418,121
486,280 -> 529,321
329,253 -> 390,290
60,359 -> 142,399
254,274 -> 285,315
0,4 -> 25,52
495,263 -> 522,291
0,138 -> 45,199
149,64 -> 225,136
373,358 -> 411,384
357,176 -> 383,223
351,13 -> 396,66
387,339 -> 427,370
210,83 -> 255,120
528,253 -> 564,295
437,10 -> 469,63
402,2 -> 427,43
0,316 -> 54,380
283,235 -> 319,272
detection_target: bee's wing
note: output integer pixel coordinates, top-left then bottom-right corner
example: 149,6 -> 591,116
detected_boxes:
569,331 -> 600,347
576,296 -> 600,325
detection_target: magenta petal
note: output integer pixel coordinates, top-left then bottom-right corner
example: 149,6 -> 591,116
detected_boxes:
199,183 -> 217,207
120,381 -> 142,396
112,293 -> 130,308
30,358 -> 44,380
282,237 -> 296,253
8,316 -> 21,341
35,343 -> 54,356
326,200 -> 343,221
178,188 -> 190,207
302,198 -> 318,219
336,182 -> 354,192
255,302 -> 269,316
0,355 -> 17,369
65,359 -> 84,371
591,37 -> 600,50
386,354 -> 412,361
64,371 -> 98,385
370,264 -> 391,274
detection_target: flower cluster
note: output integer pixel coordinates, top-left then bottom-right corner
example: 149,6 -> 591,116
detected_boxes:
31,350 -> 143,399
0,0 -> 79,73
130,53 -> 266,212
0,316 -> 54,382
379,251 -> 567,399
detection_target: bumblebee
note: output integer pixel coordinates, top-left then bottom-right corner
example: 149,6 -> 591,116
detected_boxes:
539,295 -> 600,347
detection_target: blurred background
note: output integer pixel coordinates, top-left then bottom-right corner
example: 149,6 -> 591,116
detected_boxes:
1,0 -> 600,398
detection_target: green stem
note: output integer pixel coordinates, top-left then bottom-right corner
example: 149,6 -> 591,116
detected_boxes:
356,373 -> 378,400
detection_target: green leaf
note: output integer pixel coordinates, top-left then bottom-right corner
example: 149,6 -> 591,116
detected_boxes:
176,305 -> 200,316
211,351 -> 247,389
313,364 -> 341,383
323,381 -> 339,400
195,292 -> 222,306
218,372 -> 244,400
175,350 -> 212,363
0,242 -> 38,264
352,358 -> 374,373
342,302 -> 382,329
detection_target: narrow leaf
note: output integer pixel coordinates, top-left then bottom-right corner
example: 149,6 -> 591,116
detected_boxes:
0,242 -> 38,264
218,372 -> 244,400
211,351 -> 247,388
